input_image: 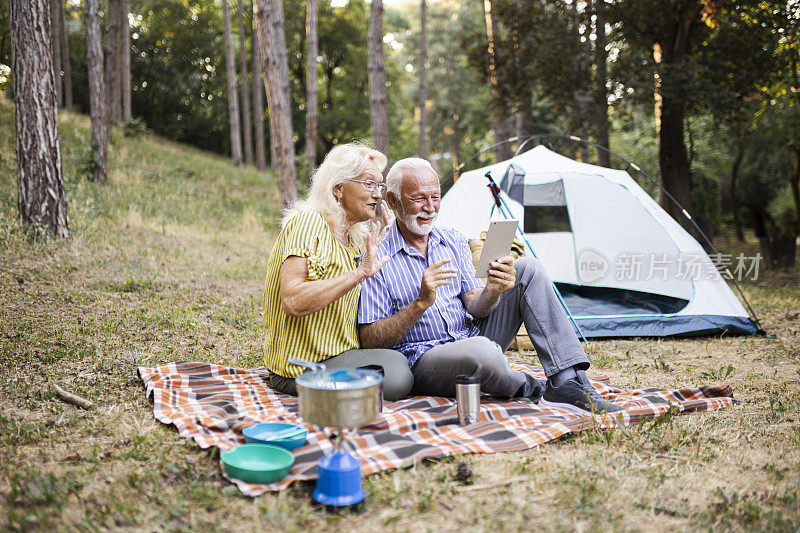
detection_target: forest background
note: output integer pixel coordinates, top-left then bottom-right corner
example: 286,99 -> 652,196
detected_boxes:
1,0 -> 799,248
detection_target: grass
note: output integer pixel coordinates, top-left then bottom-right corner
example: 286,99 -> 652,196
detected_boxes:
1,94 -> 799,531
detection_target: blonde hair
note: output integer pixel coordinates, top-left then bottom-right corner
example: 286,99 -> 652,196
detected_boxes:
282,141 -> 387,249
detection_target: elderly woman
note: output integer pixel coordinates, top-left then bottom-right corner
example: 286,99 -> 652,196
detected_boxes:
262,142 -> 413,400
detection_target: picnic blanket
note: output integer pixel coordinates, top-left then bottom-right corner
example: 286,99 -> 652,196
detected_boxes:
138,360 -> 737,497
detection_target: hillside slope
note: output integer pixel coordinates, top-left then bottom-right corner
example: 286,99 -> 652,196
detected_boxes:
0,96 -> 281,282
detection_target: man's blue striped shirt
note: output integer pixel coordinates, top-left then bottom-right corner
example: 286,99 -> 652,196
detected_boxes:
357,222 -> 484,367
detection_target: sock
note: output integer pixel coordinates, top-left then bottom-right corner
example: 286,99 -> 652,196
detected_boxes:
523,374 -> 545,402
549,366 -> 577,387
513,374 -> 545,402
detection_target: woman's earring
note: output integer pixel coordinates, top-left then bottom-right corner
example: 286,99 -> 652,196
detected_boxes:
336,196 -> 341,205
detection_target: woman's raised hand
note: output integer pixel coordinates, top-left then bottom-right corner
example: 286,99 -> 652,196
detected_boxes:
379,199 -> 395,237
358,219 -> 391,280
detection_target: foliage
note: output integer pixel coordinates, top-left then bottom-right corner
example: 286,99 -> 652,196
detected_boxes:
123,116 -> 150,137
389,0 -> 493,169
1,0 -> 800,241
691,1 -> 783,119
127,0 -> 230,153
0,0 -> 9,94
606,0 -> 799,239
313,0 -> 373,151
459,0 -> 605,155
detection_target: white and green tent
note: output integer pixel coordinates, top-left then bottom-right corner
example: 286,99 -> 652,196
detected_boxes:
437,145 -> 759,338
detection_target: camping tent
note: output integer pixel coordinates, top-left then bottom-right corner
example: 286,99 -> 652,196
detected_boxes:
437,145 -> 759,338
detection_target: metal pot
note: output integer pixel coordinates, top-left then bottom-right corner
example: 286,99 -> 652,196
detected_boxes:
288,358 -> 383,430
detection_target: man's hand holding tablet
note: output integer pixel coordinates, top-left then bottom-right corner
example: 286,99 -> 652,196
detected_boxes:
475,220 -> 519,278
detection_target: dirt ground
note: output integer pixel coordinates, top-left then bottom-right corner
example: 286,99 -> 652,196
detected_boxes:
2,225 -> 798,532
1,101 -> 799,531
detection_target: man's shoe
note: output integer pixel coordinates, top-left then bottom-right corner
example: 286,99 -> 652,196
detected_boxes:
523,374 -> 545,403
540,373 -> 622,414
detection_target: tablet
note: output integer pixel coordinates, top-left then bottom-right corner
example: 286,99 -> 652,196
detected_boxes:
475,220 -> 519,277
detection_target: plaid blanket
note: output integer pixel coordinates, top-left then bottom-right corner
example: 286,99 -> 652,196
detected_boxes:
138,360 -> 736,496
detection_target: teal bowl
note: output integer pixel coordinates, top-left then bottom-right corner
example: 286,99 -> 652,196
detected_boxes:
242,422 -> 308,451
221,444 -> 295,484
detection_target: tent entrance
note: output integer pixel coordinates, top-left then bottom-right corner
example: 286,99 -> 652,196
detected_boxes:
554,283 -> 690,317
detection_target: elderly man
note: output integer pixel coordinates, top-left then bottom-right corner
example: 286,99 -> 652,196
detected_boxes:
357,157 -> 620,413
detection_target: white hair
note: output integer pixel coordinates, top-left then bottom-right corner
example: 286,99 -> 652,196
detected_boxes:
282,141 -> 387,249
385,157 -> 438,199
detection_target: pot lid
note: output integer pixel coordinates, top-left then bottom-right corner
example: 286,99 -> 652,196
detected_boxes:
295,368 -> 383,391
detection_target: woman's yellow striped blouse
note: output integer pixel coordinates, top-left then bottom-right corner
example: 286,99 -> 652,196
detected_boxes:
263,210 -> 361,378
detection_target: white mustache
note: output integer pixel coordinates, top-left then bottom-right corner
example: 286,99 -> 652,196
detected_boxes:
417,212 -> 436,220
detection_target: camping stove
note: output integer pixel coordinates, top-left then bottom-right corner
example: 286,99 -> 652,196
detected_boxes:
288,359 -> 383,507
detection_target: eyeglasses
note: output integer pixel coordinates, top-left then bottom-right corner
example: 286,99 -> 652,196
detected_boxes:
349,179 -> 387,193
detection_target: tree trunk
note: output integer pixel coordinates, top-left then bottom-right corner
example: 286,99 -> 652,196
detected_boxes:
791,145 -> 800,239
482,0 -> 512,162
418,0 -> 427,159
515,98 -> 532,139
496,116 -> 514,160
570,0 -> 591,163
222,0 -> 243,164
730,130 -> 745,241
49,0 -> 62,106
593,0 -> 610,167
121,0 -> 131,121
448,53 -> 461,180
270,121 -> 277,166
368,0 -> 390,160
789,51 -> 800,239
85,0 -> 107,183
58,0 -> 72,110
10,0 -> 70,238
656,0 -> 700,229
304,0 -> 318,168
105,0 -> 123,129
658,97 -> 693,224
255,0 -> 298,205
252,19 -> 267,171
237,0 -> 253,166
452,109 -> 462,181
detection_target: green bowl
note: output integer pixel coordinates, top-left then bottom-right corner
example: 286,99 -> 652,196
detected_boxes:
221,444 -> 295,484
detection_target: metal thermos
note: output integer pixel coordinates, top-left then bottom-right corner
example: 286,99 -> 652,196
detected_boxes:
455,374 -> 480,425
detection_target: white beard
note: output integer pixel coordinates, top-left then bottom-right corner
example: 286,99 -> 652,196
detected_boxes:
398,210 -> 437,236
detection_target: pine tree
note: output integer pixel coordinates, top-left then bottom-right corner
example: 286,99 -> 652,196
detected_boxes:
10,0 -> 70,237
304,0 -> 318,168
223,0 -> 243,163
237,0 -> 253,165
368,0 -> 390,159
85,0 -> 107,183
255,0 -> 297,205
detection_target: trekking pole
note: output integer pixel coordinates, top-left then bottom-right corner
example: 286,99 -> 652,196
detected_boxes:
485,172 -> 589,344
